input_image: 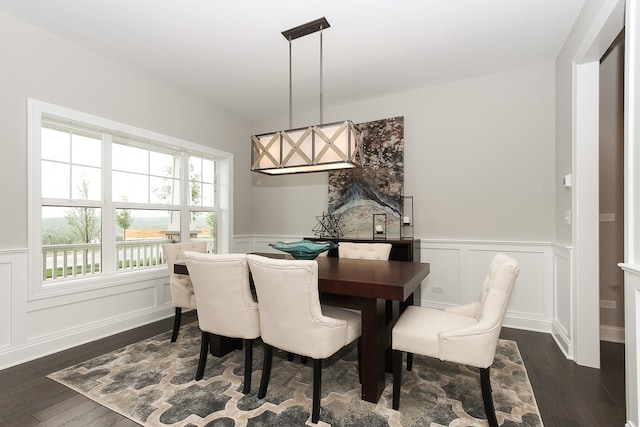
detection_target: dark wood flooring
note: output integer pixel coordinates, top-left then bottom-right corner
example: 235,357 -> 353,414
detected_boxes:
0,313 -> 625,426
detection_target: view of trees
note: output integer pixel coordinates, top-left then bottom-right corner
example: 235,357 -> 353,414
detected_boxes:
152,163 -> 203,221
43,174 -> 215,245
64,178 -> 101,244
116,196 -> 133,241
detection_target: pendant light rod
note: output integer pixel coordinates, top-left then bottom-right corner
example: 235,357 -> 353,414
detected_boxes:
320,25 -> 324,125
282,17 -> 330,127
288,36 -> 293,128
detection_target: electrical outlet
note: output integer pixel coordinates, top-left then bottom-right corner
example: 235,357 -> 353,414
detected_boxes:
433,285 -> 444,293
600,300 -> 617,309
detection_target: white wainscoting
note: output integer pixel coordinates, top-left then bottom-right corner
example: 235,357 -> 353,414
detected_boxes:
551,244 -> 573,358
236,236 -> 556,333
418,240 -> 554,333
0,249 -> 174,370
0,238 -> 568,369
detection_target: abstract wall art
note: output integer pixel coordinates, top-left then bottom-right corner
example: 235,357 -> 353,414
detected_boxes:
328,116 -> 404,239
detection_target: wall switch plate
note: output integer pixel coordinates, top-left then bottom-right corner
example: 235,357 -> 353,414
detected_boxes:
433,285 -> 444,293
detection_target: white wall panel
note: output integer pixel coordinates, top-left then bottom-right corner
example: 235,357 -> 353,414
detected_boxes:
26,286 -> 158,341
418,241 -> 553,332
469,249 -> 546,317
0,251 -> 27,349
163,283 -> 173,306
233,237 -> 252,254
0,261 -> 12,348
552,245 -> 573,357
419,248 -> 461,305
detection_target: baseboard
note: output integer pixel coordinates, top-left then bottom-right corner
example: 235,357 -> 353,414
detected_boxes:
502,313 -> 552,333
600,325 -> 625,343
551,320 -> 573,360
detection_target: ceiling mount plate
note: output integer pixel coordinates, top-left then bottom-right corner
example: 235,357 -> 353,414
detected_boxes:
282,17 -> 330,40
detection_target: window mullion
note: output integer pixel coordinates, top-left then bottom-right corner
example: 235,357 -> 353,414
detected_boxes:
180,153 -> 191,241
102,134 -> 116,274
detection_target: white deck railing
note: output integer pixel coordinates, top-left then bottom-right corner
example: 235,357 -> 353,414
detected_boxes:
42,239 -> 168,281
43,238 -> 216,281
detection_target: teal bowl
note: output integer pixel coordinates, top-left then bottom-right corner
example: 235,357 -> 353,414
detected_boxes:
268,240 -> 338,260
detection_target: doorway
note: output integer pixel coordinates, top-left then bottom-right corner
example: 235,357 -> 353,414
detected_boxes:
599,30 -> 626,344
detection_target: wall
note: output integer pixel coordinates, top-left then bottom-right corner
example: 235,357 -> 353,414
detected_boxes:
0,11 -> 252,368
251,61 -> 557,242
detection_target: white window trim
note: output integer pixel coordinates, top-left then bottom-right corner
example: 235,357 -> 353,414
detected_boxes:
27,98 -> 233,300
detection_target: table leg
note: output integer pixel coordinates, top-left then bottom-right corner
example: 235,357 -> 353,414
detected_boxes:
385,300 -> 401,373
359,298 -> 387,403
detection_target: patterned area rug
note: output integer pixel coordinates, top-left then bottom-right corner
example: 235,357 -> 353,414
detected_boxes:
48,322 -> 543,426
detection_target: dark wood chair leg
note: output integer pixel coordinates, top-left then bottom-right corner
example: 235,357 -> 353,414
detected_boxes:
243,339 -> 253,394
357,338 -> 362,384
287,352 -> 294,361
195,331 -> 210,380
312,359 -> 322,424
406,352 -> 413,371
480,367 -> 498,427
258,344 -> 273,399
171,307 -> 182,342
392,349 -> 402,410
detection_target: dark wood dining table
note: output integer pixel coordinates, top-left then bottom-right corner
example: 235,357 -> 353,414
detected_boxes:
174,255 -> 430,404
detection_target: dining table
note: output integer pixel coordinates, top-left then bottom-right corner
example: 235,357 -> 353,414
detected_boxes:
174,255 -> 430,404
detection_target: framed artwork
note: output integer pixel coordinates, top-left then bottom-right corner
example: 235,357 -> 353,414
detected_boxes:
328,116 -> 404,238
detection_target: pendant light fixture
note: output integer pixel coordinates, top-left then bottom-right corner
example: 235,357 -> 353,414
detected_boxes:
251,17 -> 363,175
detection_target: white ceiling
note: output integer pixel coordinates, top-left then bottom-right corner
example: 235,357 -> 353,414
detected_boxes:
0,0 -> 585,124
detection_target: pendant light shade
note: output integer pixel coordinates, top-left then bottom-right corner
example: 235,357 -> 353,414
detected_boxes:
250,17 -> 363,175
251,120 -> 362,174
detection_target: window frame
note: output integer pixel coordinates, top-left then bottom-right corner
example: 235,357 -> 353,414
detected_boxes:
28,99 -> 233,300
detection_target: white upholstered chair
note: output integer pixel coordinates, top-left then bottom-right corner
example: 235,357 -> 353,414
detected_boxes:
184,252 -> 260,393
162,241 -> 207,342
338,242 -> 392,260
391,253 -> 519,427
247,254 -> 362,424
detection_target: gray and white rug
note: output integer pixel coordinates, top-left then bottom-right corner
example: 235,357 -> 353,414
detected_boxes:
48,322 -> 543,426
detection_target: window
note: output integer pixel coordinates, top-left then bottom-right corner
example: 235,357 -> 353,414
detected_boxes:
29,99 -> 232,296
